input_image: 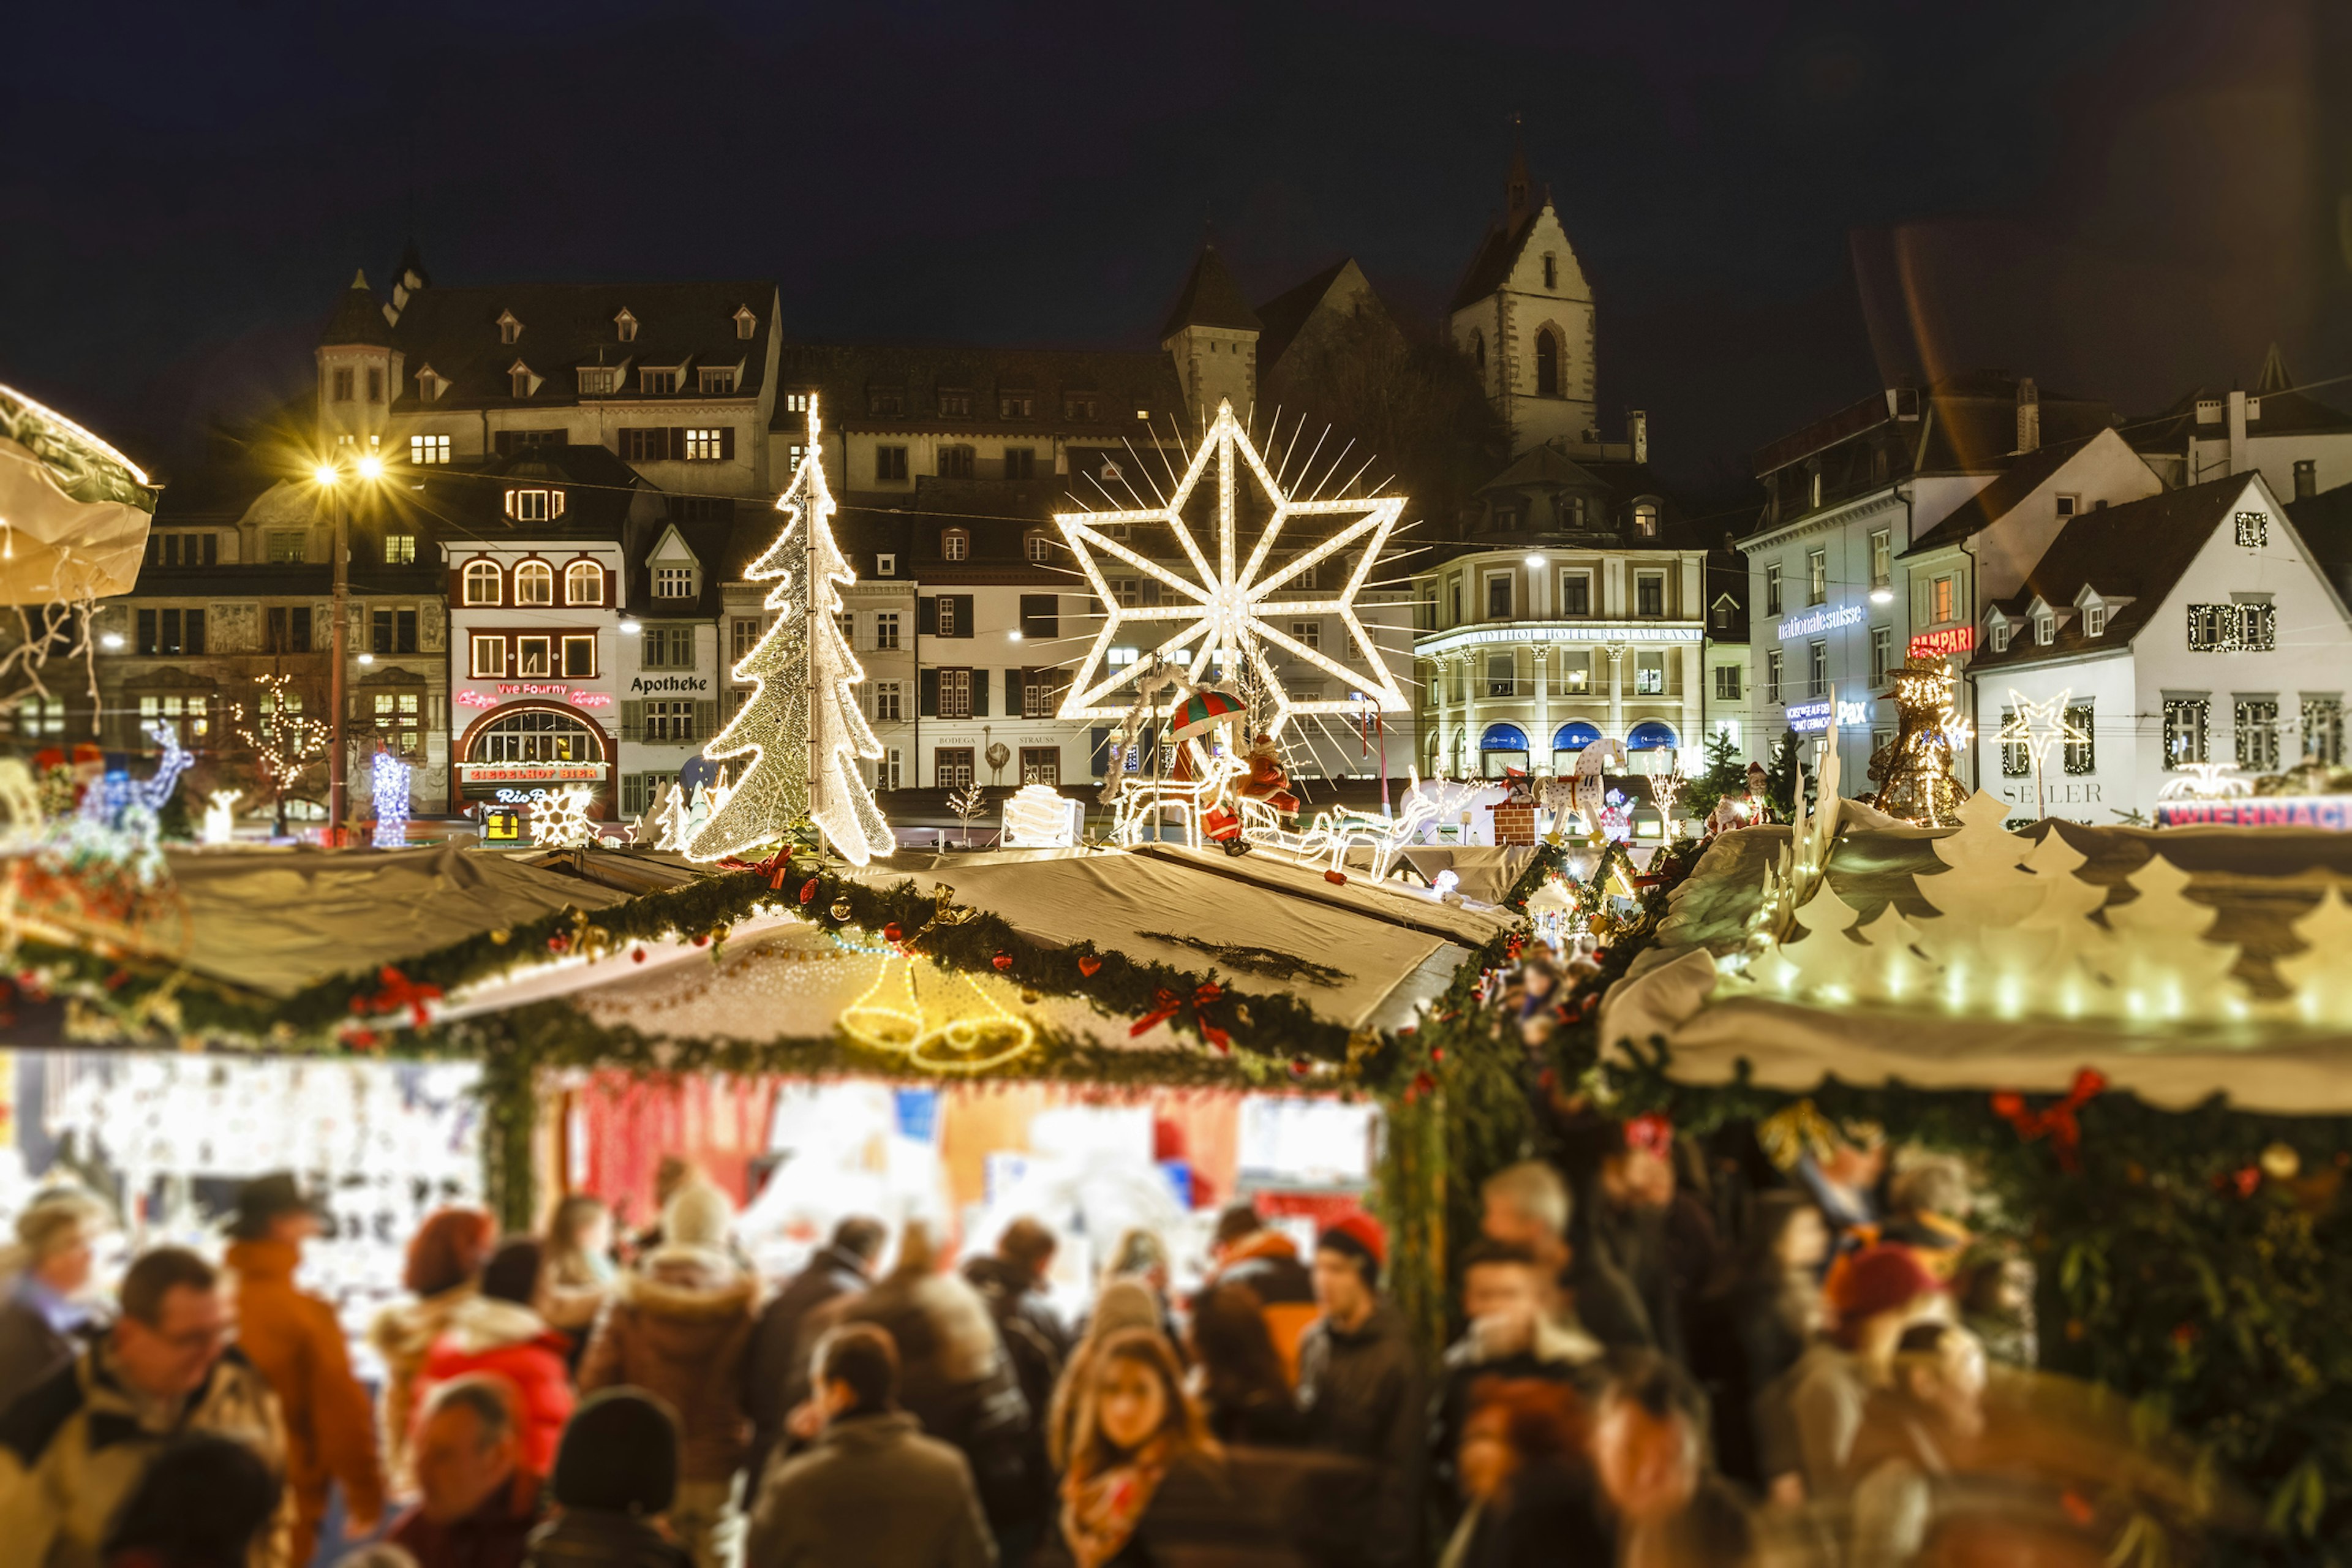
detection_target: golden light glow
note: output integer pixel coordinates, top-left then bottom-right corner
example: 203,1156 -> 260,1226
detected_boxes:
840,946 -> 1037,1074
312,463 -> 339,486
355,454 -> 385,481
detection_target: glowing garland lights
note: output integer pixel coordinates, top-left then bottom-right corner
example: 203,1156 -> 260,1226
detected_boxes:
688,398 -> 892,866
370,753 -> 411,850
1054,398 -> 1409,742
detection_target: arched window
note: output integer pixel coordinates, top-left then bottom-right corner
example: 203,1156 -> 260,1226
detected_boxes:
466,706 -> 606,764
462,560 -> 502,606
1535,330 -> 1561,397
1471,331 -> 1486,376
1632,503 -> 1659,538
514,560 -> 554,606
565,560 -> 603,605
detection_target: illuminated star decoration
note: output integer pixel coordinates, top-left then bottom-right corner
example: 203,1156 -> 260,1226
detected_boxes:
1054,399 -> 1409,742
2000,688 -> 2091,818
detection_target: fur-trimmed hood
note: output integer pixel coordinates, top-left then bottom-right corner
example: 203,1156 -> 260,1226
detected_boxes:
435,1292 -> 560,1357
369,1283 -> 477,1367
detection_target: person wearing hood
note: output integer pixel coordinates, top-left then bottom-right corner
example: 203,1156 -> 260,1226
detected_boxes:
417,1240 -> 575,1479
1200,1203 -> 1315,1386
742,1215 -> 884,1488
224,1172 -> 386,1565
745,1323 -> 995,1568
840,1221 -> 1036,1555
579,1180 -> 758,1568
1044,1279 -> 1163,1473
371,1207 -> 497,1496
1296,1216 -> 1425,1568
0,1189 -> 112,1418
523,1388 -> 695,1568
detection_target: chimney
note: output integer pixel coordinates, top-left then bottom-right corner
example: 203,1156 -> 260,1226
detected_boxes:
1629,410 -> 1649,464
2015,377 -> 2040,454
2227,388 -> 2249,476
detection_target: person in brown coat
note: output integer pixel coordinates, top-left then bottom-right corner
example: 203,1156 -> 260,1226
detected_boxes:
579,1179 -> 756,1568
224,1172 -> 386,1566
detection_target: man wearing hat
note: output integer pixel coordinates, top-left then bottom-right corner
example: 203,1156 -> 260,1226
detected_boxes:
1297,1213 -> 1425,1568
224,1171 -> 385,1564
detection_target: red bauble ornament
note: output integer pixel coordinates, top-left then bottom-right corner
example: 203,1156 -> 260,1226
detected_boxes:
1077,955 -> 1102,977
1324,869 -> 1348,886
883,922 -> 904,943
1288,1058 -> 1311,1080
798,878 -> 819,905
992,952 -> 1014,971
631,947 -> 647,964
692,933 -> 710,948
547,934 -> 570,954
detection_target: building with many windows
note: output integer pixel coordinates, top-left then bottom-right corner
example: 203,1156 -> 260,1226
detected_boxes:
2127,349 -> 2352,500
1966,473 -> 2352,823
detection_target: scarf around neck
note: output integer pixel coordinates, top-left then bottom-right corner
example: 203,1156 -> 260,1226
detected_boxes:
1061,1436 -> 1172,1568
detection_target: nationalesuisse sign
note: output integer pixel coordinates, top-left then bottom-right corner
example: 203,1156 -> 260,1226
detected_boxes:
1777,603 -> 1866,641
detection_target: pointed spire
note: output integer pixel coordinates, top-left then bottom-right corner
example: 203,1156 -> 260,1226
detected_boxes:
2257,341 -> 2293,394
321,269 -> 391,347
1158,239 -> 1261,342
1505,112 -> 1534,231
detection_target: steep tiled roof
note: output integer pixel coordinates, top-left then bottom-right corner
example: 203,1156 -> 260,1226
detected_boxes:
768,342 -> 1183,435
2127,384 -> 2352,454
1476,443 -> 1605,495
1254,259 -> 1354,368
1965,475 -> 2252,671
1157,244 -> 1262,340
386,280 -> 775,411
1903,436 -> 2098,555
1447,209 -> 1543,315
320,271 -> 393,348
418,443 -> 649,546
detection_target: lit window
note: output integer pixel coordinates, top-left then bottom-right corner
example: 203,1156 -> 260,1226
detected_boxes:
471,635 -> 507,677
267,531 -> 307,565
565,560 -> 603,605
1934,576 -> 1956,623
785,392 -> 810,412
1632,503 -> 1659,539
372,692 -> 423,757
463,561 -> 502,606
410,434 -> 450,465
654,566 -> 694,598
506,488 -> 564,522
1635,651 -> 1665,695
383,534 -> 417,565
514,561 -> 554,605
942,529 -> 970,562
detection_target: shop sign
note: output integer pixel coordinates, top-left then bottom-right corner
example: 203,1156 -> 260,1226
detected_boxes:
1777,603 -> 1865,640
2155,796 -> 2352,830
630,675 -> 710,694
1909,626 -> 1975,658
1787,699 -> 1833,733
481,805 -> 526,845
454,685 -> 614,710
458,763 -> 605,785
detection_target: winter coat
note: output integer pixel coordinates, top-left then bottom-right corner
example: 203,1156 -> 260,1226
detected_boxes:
1296,1300 -> 1427,1568
578,1256 -> 758,1484
744,1409 -> 995,1568
1201,1383 -> 1306,1449
960,1254 -> 1067,1526
1468,1453 -> 1615,1568
1208,1232 -> 1317,1387
1428,1311 -> 1604,1524
741,1243 -> 870,1484
0,1280 -> 99,1419
418,1294 -> 577,1478
1035,1449 -> 1241,1568
524,1510 -> 695,1568
0,1341 -> 293,1568
1766,1339 -> 1870,1499
371,1282 -> 480,1493
842,1270 -> 1036,1542
225,1238 -> 388,1564
390,1468 -> 543,1568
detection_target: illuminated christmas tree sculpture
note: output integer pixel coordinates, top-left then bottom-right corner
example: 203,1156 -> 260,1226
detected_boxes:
687,398 -> 893,865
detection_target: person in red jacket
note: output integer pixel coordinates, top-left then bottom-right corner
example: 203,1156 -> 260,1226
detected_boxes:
414,1239 -> 575,1478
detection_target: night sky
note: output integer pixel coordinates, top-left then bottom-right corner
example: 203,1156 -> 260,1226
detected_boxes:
8,0 -> 2348,503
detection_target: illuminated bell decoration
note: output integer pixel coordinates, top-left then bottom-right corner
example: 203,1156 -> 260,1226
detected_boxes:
829,899 -> 852,921
688,397 -> 892,866
840,947 -> 1036,1074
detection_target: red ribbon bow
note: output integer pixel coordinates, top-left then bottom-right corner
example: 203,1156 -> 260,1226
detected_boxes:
352,965 -> 444,1027
1131,982 -> 1229,1051
1990,1068 -> 2107,1171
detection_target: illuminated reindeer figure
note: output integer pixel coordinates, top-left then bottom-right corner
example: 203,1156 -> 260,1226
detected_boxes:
1109,746 -> 1248,849
1293,771 -> 1442,881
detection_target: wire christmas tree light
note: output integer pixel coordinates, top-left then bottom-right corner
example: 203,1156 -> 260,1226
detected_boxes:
1054,398 -> 1409,742
687,398 -> 893,866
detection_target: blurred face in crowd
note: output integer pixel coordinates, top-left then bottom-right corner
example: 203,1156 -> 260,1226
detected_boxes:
575,1206 -> 614,1259
1602,1147 -> 1673,1212
1776,1207 -> 1830,1272
1902,1330 -> 1989,1438
35,1223 -> 94,1296
1463,1260 -> 1541,1329
1480,1199 -> 1566,1274
113,1284 -> 229,1401
268,1210 -> 322,1248
1594,1396 -> 1697,1524
1457,1406 -> 1515,1502
1094,1352 -> 1169,1452
414,1401 -> 520,1524
1311,1249 -> 1372,1326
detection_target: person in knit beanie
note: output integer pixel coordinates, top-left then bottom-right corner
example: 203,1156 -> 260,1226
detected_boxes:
521,1389 -> 691,1568
578,1184 -> 756,1568
1297,1213 -> 1425,1568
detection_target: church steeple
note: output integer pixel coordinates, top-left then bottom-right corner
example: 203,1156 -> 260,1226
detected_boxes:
1504,113 -> 1534,232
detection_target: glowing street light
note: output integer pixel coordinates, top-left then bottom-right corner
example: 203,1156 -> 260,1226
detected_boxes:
310,450 -> 390,843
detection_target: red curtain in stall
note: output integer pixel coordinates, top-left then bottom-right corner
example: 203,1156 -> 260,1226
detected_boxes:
567,1071 -> 779,1231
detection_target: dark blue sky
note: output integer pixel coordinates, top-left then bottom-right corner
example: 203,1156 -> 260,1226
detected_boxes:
6,0 -> 2343,497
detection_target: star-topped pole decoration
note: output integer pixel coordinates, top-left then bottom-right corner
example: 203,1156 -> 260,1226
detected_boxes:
1054,399 -> 1409,741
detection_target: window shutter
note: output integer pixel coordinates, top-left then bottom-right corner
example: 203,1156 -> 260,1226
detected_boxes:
918,597 -> 938,636
720,426 -> 736,461
919,669 -> 939,716
620,700 -> 643,742
951,595 -> 974,637
695,700 -> 718,740
670,427 -> 687,460
972,668 -> 989,717
622,774 -> 643,818
186,608 -> 206,655
1006,669 -> 1022,713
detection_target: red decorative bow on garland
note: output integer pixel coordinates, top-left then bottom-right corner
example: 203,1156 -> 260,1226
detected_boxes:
1990,1068 -> 2108,1171
349,966 -> 444,1027
1131,982 -> 1229,1051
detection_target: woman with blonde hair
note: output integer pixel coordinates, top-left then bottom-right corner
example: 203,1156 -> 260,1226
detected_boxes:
1057,1327 -> 1226,1567
540,1193 -> 616,1337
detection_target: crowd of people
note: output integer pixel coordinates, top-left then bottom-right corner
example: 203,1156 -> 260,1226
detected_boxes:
0,949 -> 2092,1568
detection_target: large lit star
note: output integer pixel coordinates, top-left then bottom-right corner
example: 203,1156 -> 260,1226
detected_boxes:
1054,399 -> 1409,739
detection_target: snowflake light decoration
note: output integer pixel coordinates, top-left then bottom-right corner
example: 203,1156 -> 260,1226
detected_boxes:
527,785 -> 599,848
1055,399 -> 1409,741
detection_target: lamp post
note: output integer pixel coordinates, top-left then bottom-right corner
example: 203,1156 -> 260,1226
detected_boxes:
312,453 -> 384,843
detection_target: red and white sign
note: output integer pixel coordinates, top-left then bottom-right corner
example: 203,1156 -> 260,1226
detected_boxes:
454,685 -> 614,710
1907,626 -> 1975,659
457,763 -> 606,785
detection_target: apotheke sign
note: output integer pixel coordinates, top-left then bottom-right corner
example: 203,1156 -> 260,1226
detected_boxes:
630,675 -> 710,693
1777,603 -> 1866,641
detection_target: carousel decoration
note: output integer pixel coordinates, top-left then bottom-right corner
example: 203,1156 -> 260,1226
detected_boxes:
1001,784 -> 1082,848
1866,656 -> 1971,826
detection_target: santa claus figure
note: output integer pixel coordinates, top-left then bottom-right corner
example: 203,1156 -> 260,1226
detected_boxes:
1235,732 -> 1300,820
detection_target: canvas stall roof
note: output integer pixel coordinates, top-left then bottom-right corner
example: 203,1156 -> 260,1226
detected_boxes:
148,848 -> 633,1001
1600,820 -> 2352,1115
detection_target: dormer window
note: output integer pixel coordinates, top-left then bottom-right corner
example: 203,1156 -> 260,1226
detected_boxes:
416,366 -> 445,404
641,368 -> 679,396
499,311 -> 522,345
615,309 -> 638,342
505,488 -> 564,522
509,362 -> 535,399
1026,530 -> 1053,565
734,306 -> 757,341
1000,391 -> 1035,420
2084,605 -> 2106,638
939,388 -> 973,418
579,367 -> 619,396
2035,613 -> 2055,646
1632,503 -> 1659,539
1989,620 -> 2010,654
654,566 -> 694,598
699,366 -> 737,394
2056,492 -> 2079,518
941,528 -> 970,562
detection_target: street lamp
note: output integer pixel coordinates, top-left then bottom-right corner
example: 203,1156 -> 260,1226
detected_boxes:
311,451 -> 388,843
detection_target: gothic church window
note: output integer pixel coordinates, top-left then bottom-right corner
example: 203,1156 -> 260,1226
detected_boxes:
1535,330 -> 1561,397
